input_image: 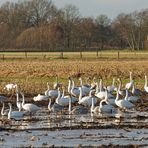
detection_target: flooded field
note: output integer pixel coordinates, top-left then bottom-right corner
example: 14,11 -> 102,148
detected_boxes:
0,105 -> 148,147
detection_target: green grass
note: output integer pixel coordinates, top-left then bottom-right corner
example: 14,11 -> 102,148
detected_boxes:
0,50 -> 148,61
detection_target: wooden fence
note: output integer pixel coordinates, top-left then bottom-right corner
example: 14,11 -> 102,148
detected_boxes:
0,51 -> 148,60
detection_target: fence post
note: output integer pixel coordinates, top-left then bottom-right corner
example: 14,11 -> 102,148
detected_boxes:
80,51 -> 82,59
2,54 -> 4,61
117,51 -> 120,59
25,51 -> 27,58
100,51 -> 102,58
60,52 -> 64,58
96,49 -> 99,57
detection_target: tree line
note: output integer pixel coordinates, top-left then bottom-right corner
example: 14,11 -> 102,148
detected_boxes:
0,0 -> 147,51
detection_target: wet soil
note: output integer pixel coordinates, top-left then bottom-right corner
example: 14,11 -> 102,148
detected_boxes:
0,96 -> 148,147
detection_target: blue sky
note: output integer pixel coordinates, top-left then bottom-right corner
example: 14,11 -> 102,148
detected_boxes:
1,0 -> 148,19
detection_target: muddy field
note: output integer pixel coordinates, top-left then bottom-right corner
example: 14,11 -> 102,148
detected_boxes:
0,98 -> 148,147
0,59 -> 148,147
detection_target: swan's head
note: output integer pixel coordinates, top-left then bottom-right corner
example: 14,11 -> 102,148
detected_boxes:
117,78 -> 121,81
78,77 -> 82,81
8,103 -> 12,107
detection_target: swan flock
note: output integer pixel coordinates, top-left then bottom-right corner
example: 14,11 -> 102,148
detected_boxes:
0,72 -> 147,120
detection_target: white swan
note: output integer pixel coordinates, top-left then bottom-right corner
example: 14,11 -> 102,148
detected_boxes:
53,75 -> 62,89
4,83 -> 17,91
8,103 -> 24,119
95,79 -> 114,100
48,98 -> 65,112
61,87 -> 78,102
21,92 -> 40,114
68,95 -> 88,114
56,88 -> 77,106
1,102 -> 9,116
16,92 -> 22,111
107,78 -> 116,93
91,90 -> 116,114
33,94 -> 49,101
144,75 -> 148,93
115,89 -> 135,110
125,72 -> 134,90
79,77 -> 91,95
70,80 -> 82,97
45,82 -> 59,99
127,95 -> 139,103
78,86 -> 98,106
132,83 -> 142,96
117,78 -> 132,97
90,77 -> 97,90
95,79 -> 106,100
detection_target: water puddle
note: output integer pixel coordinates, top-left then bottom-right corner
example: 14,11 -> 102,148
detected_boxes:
0,106 -> 148,147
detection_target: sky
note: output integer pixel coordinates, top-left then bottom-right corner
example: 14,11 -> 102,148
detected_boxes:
0,0 -> 148,19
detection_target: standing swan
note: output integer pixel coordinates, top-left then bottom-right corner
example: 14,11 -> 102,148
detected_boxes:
45,82 -> 59,99
4,83 -> 17,91
1,102 -> 9,116
125,72 -> 134,90
91,90 -> 116,114
107,78 -> 116,93
33,94 -> 49,101
79,77 -> 91,95
68,94 -> 88,114
115,89 -> 135,110
16,92 -> 22,111
56,88 -> 77,106
53,75 -> 62,89
78,86 -> 97,107
8,103 -> 24,119
21,92 -> 40,115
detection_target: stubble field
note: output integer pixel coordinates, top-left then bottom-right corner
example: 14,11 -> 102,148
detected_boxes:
0,54 -> 148,147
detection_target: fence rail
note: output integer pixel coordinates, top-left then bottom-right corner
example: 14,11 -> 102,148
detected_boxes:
0,51 -> 148,60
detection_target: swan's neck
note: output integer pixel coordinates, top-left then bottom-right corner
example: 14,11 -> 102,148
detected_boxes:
112,78 -> 115,86
145,76 -> 147,88
56,90 -> 61,104
8,105 -> 12,119
95,82 -> 99,94
48,99 -> 52,111
72,80 -> 75,89
56,76 -> 58,83
130,72 -> 132,82
115,90 -> 119,101
47,83 -> 50,91
79,78 -> 83,86
15,85 -> 19,93
79,87 -> 82,102
132,83 -> 135,94
91,97 -> 95,112
99,79 -> 103,92
21,93 -> 25,107
61,89 -> 65,98
105,91 -> 108,102
118,79 -> 122,91
68,80 -> 71,94
100,100 -> 104,109
124,89 -> 128,100
69,97 -> 72,114
1,103 -> 5,115
89,90 -> 92,97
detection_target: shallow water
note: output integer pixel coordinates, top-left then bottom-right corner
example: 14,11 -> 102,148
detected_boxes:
0,107 -> 148,147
